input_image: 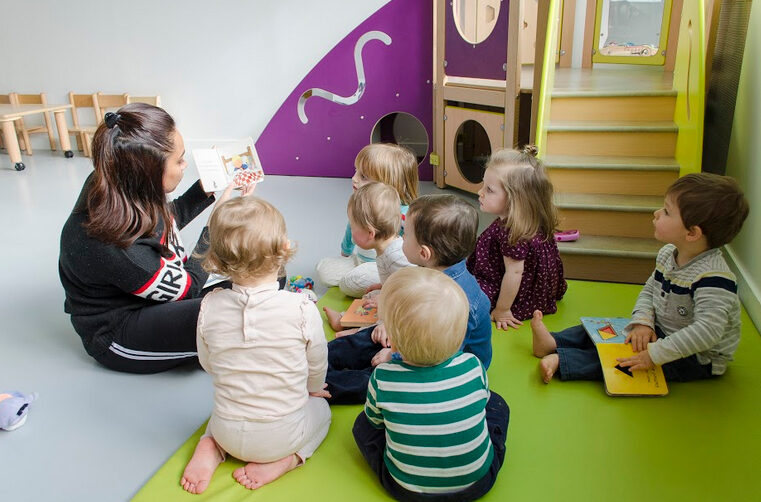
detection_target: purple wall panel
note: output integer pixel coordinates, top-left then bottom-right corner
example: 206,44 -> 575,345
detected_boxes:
256,0 -> 433,180
445,0 -> 509,80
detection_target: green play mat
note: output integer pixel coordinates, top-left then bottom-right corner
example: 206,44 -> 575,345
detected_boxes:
133,281 -> 761,501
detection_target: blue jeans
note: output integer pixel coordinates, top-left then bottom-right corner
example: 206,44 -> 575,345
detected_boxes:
352,391 -> 510,502
552,325 -> 714,382
325,325 -> 382,404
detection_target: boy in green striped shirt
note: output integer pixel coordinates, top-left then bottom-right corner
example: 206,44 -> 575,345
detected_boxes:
353,267 -> 509,501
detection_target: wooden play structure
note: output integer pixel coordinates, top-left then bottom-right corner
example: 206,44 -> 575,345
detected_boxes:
433,0 -> 713,284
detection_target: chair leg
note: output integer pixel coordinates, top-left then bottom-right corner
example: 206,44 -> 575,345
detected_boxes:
74,134 -> 83,152
83,132 -> 93,158
43,113 -> 57,151
21,129 -> 33,155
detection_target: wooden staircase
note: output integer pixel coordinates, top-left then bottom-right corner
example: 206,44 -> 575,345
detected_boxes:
544,89 -> 680,283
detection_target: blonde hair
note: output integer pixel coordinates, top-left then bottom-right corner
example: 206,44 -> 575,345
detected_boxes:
486,147 -> 558,245
202,197 -> 295,281
355,143 -> 419,205
348,182 -> 401,241
380,267 -> 468,366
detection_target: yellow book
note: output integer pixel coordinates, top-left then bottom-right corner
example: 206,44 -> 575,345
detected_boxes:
339,299 -> 378,328
596,343 -> 669,397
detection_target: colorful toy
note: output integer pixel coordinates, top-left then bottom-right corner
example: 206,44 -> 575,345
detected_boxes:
0,391 -> 37,431
287,275 -> 315,293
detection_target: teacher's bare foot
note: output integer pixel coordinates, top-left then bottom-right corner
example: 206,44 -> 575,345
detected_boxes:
531,310 -> 557,357
233,454 -> 300,490
181,436 -> 224,494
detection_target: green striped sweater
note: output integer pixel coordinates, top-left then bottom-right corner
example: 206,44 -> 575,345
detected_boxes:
365,352 -> 494,494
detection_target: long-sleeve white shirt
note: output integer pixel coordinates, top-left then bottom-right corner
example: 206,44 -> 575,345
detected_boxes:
197,282 -> 328,421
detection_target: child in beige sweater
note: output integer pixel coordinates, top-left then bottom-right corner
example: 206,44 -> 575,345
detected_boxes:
181,197 -> 330,494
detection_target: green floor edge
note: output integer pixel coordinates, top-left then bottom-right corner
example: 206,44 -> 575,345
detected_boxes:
133,281 -> 761,501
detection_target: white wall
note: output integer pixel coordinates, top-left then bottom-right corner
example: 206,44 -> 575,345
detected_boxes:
0,0 -> 389,145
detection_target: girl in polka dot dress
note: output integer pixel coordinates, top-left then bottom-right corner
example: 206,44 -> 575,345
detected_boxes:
466,146 -> 567,330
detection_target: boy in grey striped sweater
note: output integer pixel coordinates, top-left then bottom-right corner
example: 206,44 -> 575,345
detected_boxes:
532,173 -> 749,384
353,267 -> 509,501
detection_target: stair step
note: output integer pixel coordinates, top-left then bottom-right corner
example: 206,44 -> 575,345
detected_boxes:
546,120 -> 677,133
558,235 -> 661,284
543,155 -> 680,172
557,235 -> 661,259
555,193 -> 662,212
552,89 -> 677,98
550,94 -> 676,122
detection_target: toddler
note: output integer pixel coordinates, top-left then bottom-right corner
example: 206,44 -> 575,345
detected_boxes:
323,182 -> 414,335
532,173 -> 750,384
353,267 -> 509,502
316,143 -> 419,297
467,146 -> 566,329
373,193 -> 493,368
180,197 -> 330,494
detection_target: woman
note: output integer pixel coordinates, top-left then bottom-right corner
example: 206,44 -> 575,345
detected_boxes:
59,103 -> 248,373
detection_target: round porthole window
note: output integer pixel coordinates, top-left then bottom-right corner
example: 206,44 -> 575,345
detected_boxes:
453,0 -> 501,45
371,112 -> 429,164
454,120 -> 490,184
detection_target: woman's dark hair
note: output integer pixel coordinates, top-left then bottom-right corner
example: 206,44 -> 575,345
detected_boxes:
83,102 -> 177,251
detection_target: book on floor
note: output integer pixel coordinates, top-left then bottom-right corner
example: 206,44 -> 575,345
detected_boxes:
580,317 -> 631,344
596,343 -> 669,396
340,299 -> 378,328
192,138 -> 264,192
581,316 -> 668,397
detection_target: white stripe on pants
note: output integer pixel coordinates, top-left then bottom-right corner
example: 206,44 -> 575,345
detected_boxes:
206,397 -> 331,463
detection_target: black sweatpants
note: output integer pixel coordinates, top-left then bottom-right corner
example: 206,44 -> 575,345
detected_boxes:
95,278 -> 285,374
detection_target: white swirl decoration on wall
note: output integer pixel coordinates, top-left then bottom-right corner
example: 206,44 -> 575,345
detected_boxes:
297,30 -> 392,124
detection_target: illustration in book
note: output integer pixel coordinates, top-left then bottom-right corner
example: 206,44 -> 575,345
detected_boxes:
192,138 -> 264,192
580,317 -> 631,344
340,299 -> 379,328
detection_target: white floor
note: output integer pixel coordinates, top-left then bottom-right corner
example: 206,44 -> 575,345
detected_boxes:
0,151 -> 480,501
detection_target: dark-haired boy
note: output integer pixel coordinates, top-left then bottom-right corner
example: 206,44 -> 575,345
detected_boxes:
532,173 -> 750,383
325,194 -> 492,403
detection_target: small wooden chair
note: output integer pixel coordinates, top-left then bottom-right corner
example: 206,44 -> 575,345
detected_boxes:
93,92 -> 129,123
68,92 -> 99,157
9,92 -> 57,154
0,94 -> 12,150
126,95 -> 161,106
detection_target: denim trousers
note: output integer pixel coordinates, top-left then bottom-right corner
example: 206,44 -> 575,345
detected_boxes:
325,325 -> 381,404
553,324 -> 714,382
352,391 -> 510,502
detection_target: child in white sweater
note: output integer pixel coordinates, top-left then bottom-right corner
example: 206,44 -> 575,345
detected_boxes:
181,197 -> 330,494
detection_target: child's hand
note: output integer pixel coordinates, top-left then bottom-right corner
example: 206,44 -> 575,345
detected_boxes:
239,181 -> 256,197
491,307 -> 523,330
365,283 -> 382,294
371,348 -> 393,366
363,297 -> 379,310
309,383 -> 332,399
371,323 -> 390,347
624,324 -> 657,352
617,350 -> 655,371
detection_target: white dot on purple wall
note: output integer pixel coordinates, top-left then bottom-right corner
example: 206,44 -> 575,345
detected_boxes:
296,156 -> 300,160
327,137 -> 331,141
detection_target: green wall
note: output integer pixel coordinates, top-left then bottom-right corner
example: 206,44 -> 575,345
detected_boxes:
724,1 -> 761,330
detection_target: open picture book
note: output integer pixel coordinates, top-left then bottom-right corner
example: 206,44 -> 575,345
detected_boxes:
340,299 -> 378,328
192,138 -> 264,192
580,317 -> 668,397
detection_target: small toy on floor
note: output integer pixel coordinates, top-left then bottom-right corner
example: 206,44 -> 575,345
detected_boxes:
0,391 -> 37,431
287,275 -> 318,302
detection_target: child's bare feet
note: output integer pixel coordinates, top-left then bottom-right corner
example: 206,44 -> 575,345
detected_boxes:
539,354 -> 560,384
181,436 -> 224,494
531,310 -> 557,357
323,307 -> 343,332
233,454 -> 300,490
335,328 -> 358,338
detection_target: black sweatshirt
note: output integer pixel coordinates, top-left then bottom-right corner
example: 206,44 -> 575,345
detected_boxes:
59,175 -> 215,356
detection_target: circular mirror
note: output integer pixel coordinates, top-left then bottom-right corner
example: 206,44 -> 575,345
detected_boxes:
453,0 -> 501,45
371,112 -> 429,164
454,120 -> 491,184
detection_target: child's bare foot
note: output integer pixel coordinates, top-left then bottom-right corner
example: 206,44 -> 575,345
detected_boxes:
181,436 -> 224,494
531,310 -> 557,357
540,354 -> 560,384
233,454 -> 300,490
323,307 -> 344,332
335,328 -> 358,338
